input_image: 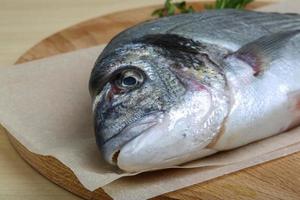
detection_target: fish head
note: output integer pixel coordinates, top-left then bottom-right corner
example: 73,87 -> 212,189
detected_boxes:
89,34 -> 228,172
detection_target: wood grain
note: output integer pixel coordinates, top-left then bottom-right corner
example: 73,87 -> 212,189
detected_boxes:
3,1 -> 300,200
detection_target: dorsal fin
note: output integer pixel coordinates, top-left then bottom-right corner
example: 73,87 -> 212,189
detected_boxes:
230,30 -> 300,76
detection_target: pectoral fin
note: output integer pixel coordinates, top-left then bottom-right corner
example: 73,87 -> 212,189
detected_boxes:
229,30 -> 300,76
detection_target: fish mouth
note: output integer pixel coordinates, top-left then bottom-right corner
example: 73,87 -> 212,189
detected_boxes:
101,112 -> 163,166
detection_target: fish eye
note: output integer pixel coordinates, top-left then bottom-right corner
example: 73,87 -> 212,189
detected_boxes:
122,76 -> 137,86
115,69 -> 144,89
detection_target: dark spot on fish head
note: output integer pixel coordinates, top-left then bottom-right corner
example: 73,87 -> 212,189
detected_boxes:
90,43 -> 187,154
89,34 -> 227,166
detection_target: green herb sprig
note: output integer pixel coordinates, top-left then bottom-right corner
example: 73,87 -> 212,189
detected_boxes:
206,0 -> 254,9
152,0 -> 254,18
152,0 -> 194,18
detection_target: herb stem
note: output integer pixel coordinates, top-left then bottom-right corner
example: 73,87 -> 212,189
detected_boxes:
152,0 -> 254,18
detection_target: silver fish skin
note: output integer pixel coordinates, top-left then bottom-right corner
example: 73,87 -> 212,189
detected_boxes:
89,9 -> 300,172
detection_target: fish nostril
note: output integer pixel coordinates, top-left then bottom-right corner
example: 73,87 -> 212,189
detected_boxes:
112,150 -> 120,165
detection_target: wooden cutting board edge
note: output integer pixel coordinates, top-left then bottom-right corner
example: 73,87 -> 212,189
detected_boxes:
5,2 -> 300,200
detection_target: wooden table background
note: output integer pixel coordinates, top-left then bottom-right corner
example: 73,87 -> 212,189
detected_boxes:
0,0 -> 287,200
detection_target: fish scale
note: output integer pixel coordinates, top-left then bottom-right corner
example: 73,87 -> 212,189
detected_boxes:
100,10 -> 300,54
90,9 -> 300,172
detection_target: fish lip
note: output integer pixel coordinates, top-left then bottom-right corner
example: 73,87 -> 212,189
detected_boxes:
101,112 -> 163,166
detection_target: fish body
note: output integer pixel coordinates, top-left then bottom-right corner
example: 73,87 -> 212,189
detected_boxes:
89,9 -> 300,172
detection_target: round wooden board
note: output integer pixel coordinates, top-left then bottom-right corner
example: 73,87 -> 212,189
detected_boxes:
5,1 -> 300,200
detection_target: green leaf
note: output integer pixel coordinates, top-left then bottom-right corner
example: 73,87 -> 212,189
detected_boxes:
152,0 -> 254,18
207,0 -> 254,9
174,1 -> 186,10
152,8 -> 167,17
186,6 -> 195,13
152,0 -> 193,17
167,3 -> 176,15
152,8 -> 164,17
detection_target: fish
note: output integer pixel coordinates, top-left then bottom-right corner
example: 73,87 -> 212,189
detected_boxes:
89,9 -> 300,172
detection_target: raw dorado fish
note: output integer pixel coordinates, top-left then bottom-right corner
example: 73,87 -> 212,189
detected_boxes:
89,9 -> 300,172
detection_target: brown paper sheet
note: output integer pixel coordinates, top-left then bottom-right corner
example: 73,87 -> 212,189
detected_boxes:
1,44 -> 300,200
1,2 -> 300,199
0,46 -> 126,189
104,142 -> 300,200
